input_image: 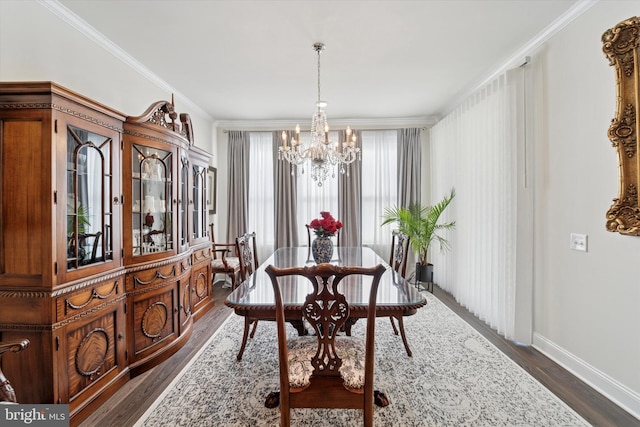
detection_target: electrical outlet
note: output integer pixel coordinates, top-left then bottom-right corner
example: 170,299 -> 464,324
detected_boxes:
570,233 -> 588,252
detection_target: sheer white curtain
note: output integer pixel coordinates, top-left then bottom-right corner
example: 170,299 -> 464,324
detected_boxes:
361,130 -> 397,258
296,131 -> 339,246
248,132 -> 275,262
430,67 -> 531,341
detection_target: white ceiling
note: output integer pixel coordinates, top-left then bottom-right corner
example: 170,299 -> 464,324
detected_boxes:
57,0 -> 586,124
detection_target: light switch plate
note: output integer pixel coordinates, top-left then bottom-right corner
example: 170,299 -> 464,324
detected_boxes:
570,233 -> 588,252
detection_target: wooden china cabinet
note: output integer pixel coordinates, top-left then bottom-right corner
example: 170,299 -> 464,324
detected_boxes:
0,82 -> 213,425
122,100 -> 213,374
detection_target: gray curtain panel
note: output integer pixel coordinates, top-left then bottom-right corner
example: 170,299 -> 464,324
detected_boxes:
397,128 -> 422,207
273,130 -> 299,248
338,129 -> 362,247
226,130 -> 250,242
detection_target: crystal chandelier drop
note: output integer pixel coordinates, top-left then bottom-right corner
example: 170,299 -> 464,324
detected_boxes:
278,42 -> 360,187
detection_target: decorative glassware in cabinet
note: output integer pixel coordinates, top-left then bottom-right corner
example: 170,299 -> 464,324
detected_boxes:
132,144 -> 173,255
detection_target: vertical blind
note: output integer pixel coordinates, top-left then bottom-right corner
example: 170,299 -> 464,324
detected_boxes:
430,67 -> 528,340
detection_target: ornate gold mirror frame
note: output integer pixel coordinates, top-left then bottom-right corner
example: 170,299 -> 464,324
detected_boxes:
602,16 -> 640,236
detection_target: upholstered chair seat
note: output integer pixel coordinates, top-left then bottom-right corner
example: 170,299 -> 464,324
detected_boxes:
211,257 -> 240,271
287,336 -> 366,390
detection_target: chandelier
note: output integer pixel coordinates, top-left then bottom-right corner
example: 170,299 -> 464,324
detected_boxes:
278,42 -> 360,187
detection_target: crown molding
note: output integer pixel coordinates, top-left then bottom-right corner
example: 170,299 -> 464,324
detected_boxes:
39,0 -> 598,127
439,0 -> 600,118
37,0 -> 212,121
215,116 -> 437,131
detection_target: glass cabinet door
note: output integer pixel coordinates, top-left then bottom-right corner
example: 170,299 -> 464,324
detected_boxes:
66,125 -> 114,270
192,164 -> 207,242
131,144 -> 173,256
179,154 -> 189,252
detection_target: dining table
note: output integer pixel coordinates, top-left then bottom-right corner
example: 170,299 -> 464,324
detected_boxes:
224,246 -> 428,408
225,246 -> 427,349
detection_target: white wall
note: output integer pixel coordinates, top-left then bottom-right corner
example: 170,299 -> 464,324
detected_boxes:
0,0 -> 214,154
2,0 -> 638,418
532,1 -> 640,416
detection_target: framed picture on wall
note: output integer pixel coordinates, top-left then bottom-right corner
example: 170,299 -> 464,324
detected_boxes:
208,166 -> 217,214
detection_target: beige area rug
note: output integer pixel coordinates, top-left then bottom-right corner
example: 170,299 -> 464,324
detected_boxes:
134,292 -> 591,426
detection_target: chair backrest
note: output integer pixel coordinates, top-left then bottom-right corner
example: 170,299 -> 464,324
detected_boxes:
265,263 -> 386,424
210,223 -> 237,261
209,223 -> 219,259
235,232 -> 259,282
389,230 -> 410,278
305,224 -> 341,247
74,231 -> 102,265
0,339 -> 29,403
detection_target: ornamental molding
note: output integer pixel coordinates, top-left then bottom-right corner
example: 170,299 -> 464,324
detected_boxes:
0,102 -> 124,133
52,269 -> 126,297
602,16 -> 640,236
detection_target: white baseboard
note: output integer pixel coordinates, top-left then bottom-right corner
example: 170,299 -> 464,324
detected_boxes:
532,332 -> 640,421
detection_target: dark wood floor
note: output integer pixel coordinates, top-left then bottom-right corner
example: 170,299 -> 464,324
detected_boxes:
80,282 -> 639,427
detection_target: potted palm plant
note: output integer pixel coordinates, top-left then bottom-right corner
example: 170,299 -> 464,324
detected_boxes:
381,189 -> 456,287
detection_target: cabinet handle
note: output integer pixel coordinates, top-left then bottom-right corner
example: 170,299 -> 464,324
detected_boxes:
113,197 -> 120,205
118,333 -> 124,340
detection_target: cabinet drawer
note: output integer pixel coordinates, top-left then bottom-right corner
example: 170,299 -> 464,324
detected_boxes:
57,274 -> 125,322
191,246 -> 212,266
126,258 -> 189,291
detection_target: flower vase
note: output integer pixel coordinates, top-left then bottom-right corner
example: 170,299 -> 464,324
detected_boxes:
312,236 -> 333,264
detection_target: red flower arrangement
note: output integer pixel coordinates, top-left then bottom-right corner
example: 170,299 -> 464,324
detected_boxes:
309,211 -> 343,237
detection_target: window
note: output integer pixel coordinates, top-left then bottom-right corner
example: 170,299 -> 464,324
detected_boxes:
361,130 -> 397,257
246,130 -> 398,256
247,132 -> 275,261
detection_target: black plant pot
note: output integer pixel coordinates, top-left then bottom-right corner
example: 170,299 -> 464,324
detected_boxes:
415,263 -> 434,293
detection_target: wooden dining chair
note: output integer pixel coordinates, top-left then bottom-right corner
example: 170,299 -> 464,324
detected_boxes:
265,263 -> 387,427
389,230 -> 410,278
388,230 -> 414,357
234,231 -> 260,360
209,223 -> 240,289
0,339 -> 29,403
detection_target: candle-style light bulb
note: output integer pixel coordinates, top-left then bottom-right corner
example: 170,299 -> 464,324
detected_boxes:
281,131 -> 287,148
